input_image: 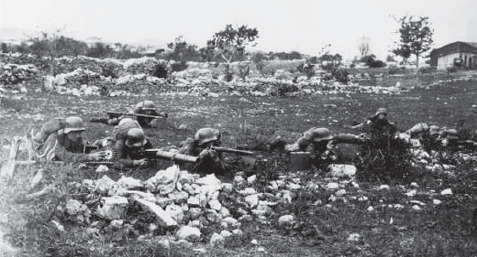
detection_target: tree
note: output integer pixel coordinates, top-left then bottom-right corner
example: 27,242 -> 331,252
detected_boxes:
358,36 -> 371,58
200,24 -> 258,80
393,15 -> 433,80
28,28 -> 61,75
167,35 -> 201,62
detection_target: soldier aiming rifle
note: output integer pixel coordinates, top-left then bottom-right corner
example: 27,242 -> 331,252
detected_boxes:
90,100 -> 167,128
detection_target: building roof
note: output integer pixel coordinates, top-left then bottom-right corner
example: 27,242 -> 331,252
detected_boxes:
431,41 -> 477,57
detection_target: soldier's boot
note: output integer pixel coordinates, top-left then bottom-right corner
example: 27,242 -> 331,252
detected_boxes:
89,117 -> 110,124
269,136 -> 287,151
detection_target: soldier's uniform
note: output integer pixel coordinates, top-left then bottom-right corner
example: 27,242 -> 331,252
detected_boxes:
352,108 -> 397,137
31,116 -> 100,162
177,128 -> 227,174
108,118 -> 153,167
271,127 -> 364,169
90,100 -> 167,128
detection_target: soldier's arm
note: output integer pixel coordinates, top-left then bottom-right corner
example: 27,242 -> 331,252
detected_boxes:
113,139 -> 135,167
54,139 -> 94,163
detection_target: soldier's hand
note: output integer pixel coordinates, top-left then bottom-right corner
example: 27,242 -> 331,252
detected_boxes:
89,151 -> 107,161
133,158 -> 148,166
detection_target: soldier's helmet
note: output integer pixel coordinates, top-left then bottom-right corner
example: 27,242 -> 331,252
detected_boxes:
429,125 -> 440,136
312,128 -> 333,142
136,100 -> 155,111
195,128 -> 219,146
63,116 -> 86,134
375,108 -> 387,117
125,128 -> 147,147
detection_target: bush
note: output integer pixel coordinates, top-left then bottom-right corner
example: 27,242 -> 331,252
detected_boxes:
419,66 -> 437,74
446,66 -> 458,73
296,62 -> 315,79
152,62 -> 169,78
354,130 -> 416,183
170,60 -> 188,73
332,68 -> 349,84
388,65 -> 406,75
367,59 -> 387,68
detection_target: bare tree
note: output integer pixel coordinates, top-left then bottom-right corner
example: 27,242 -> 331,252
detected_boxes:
358,36 -> 371,58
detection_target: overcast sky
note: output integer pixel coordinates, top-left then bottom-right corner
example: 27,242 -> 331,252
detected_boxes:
1,0 -> 477,60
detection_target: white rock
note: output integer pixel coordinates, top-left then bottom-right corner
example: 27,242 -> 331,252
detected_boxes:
96,196 -> 129,220
247,175 -> 256,184
245,194 -> 260,208
95,165 -> 109,173
329,164 -> 357,178
144,165 -> 181,194
325,182 -> 339,190
222,217 -> 240,228
208,199 -> 222,211
187,196 -> 200,207
176,226 -> 201,242
135,199 -> 177,227
433,199 -> 442,205
95,175 -> 116,194
188,208 -> 202,220
277,215 -> 295,226
65,199 -> 84,215
334,189 -> 347,197
404,189 -> 417,197
210,232 -> 225,246
221,183 -> 233,193
367,206 -> 374,212
412,205 -> 422,211
168,190 -> 189,204
117,176 -> 142,189
239,187 -> 257,196
378,185 -> 390,190
347,233 -> 362,243
165,204 -> 185,224
441,188 -> 453,195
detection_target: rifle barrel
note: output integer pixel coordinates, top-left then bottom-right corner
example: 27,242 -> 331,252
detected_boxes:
107,112 -> 166,119
144,149 -> 199,163
211,146 -> 255,155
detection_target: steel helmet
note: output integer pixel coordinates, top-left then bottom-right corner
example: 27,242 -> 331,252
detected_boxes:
125,128 -> 147,147
63,116 -> 86,134
312,128 -> 333,142
429,125 -> 440,136
136,100 -> 155,111
118,118 -> 135,126
195,128 -> 219,145
375,108 -> 387,116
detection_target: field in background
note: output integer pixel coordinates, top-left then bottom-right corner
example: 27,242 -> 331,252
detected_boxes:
1,71 -> 477,256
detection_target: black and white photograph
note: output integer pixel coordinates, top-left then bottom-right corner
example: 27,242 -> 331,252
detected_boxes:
1,0 -> 477,256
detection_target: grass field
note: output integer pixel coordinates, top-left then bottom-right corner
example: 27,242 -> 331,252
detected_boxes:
1,71 -> 477,256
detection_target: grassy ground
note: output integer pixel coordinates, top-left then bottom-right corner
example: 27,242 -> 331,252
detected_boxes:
1,71 -> 477,256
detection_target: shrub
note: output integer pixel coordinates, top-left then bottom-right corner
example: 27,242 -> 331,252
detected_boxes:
367,59 -> 387,68
296,62 -> 315,79
419,66 -> 437,74
170,60 -> 188,73
152,62 -> 169,78
388,65 -> 406,75
100,62 -> 121,78
332,68 -> 349,84
354,130 -> 416,183
237,63 -> 250,82
446,66 -> 458,73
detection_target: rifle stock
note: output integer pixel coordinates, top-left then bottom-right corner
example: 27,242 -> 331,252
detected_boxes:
107,112 -> 167,119
142,149 -> 199,163
211,146 -> 255,155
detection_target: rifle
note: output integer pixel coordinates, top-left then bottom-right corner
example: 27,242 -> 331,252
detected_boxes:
140,149 -> 199,163
210,146 -> 255,156
107,112 -> 167,119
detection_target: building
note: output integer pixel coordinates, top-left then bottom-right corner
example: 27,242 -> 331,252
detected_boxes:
430,41 -> 477,70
